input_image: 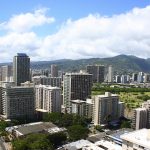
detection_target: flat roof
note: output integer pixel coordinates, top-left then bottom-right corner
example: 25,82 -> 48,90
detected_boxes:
107,129 -> 133,143
46,127 -> 67,134
82,144 -> 104,150
6,122 -> 56,136
134,107 -> 147,111
95,140 -> 122,150
36,109 -> 49,112
121,128 -> 150,149
63,140 -> 92,149
71,99 -> 86,104
87,133 -> 106,143
65,73 -> 92,76
17,53 -> 28,57
35,84 -> 61,90
96,94 -> 118,98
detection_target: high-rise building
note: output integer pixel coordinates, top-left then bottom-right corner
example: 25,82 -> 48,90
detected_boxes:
132,73 -> 138,82
70,99 -> 94,118
132,100 -> 150,130
118,102 -> 125,117
86,65 -> 104,83
142,100 -> 150,128
115,75 -> 121,83
63,73 -> 93,113
0,86 -> 2,114
13,53 -> 30,86
108,65 -> 113,83
92,92 -> 124,125
71,100 -> 86,116
0,82 -> 35,119
35,85 -> 62,112
121,75 -> 129,84
0,67 -> 2,81
51,65 -> 58,77
137,72 -> 144,83
132,108 -> 148,130
32,75 -> 62,87
1,65 -> 13,81
144,73 -> 150,83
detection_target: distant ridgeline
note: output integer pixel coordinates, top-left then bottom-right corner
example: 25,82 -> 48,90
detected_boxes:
1,55 -> 150,74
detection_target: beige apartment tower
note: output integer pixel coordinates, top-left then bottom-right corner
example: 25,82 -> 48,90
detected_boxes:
0,83 -> 35,119
1,65 -> 13,81
92,92 -> 124,125
35,85 -> 62,112
108,65 -> 113,83
132,108 -> 148,130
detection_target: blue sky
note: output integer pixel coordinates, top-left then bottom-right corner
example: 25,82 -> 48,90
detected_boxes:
0,0 -> 150,62
1,0 -> 150,18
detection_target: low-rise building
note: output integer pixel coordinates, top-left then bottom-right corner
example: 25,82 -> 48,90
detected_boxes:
60,139 -> 122,150
6,122 -> 66,138
121,128 -> 150,150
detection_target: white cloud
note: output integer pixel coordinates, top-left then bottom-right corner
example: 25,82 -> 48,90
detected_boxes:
1,6 -> 150,62
0,8 -> 55,33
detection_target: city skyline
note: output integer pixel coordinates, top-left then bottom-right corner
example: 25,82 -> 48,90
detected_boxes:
0,0 -> 150,62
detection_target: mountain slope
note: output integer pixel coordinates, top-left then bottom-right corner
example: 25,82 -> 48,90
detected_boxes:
30,55 -> 150,73
1,55 -> 150,73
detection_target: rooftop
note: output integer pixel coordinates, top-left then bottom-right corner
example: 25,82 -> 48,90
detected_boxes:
62,139 -> 122,150
121,128 -> 150,149
107,128 -> 133,144
35,84 -> 61,90
65,72 -> 92,76
87,133 -> 106,143
71,99 -> 86,104
6,122 -> 56,136
134,107 -> 147,111
95,140 -> 122,150
63,140 -> 92,150
96,92 -> 118,98
17,53 -> 28,57
36,109 -> 49,112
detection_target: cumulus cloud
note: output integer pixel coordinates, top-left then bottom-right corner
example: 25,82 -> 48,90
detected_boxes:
0,8 -> 55,32
0,6 -> 150,62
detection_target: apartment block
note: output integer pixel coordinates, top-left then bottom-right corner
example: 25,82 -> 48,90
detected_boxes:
1,65 -> 13,81
0,82 -> 35,119
51,64 -> 58,77
132,100 -> 150,130
71,100 -> 86,116
63,73 -> 93,113
35,85 -> 62,112
132,108 -> 148,130
13,53 -> 30,86
86,65 -> 104,83
108,65 -> 113,83
32,75 -> 62,87
92,92 -> 124,125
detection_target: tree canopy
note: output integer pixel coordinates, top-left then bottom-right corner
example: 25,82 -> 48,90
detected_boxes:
68,125 -> 89,141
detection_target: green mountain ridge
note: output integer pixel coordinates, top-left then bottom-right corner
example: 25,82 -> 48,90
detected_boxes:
1,55 -> 150,74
